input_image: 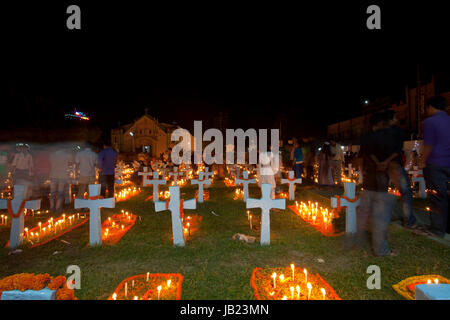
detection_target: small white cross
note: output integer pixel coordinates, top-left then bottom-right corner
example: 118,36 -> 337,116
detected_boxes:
144,172 -> 166,202
138,167 -> 153,187
74,184 -> 115,246
154,186 -> 196,247
331,182 -> 360,234
281,171 -> 302,200
246,183 -> 285,245
191,172 -> 211,203
0,185 -> 41,249
235,171 -> 256,202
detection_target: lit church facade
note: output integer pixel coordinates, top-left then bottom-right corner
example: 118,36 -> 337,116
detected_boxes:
111,110 -> 179,157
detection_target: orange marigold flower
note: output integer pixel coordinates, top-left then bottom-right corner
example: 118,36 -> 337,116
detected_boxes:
56,288 -> 75,300
48,276 -> 66,290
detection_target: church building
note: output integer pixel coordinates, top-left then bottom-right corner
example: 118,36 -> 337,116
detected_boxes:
111,109 -> 180,157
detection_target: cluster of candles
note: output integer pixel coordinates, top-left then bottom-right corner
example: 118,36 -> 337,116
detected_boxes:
159,190 -> 171,200
270,264 -> 327,300
115,187 -> 141,202
24,212 -> 86,243
0,214 -> 9,226
183,215 -> 194,237
224,177 -> 235,187
278,192 -> 289,199
388,187 -> 401,196
103,210 -> 134,239
112,274 -> 173,300
294,201 -> 333,232
233,188 -> 243,200
170,178 -> 187,187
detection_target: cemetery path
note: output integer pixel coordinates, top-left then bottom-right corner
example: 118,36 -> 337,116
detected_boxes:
0,181 -> 449,300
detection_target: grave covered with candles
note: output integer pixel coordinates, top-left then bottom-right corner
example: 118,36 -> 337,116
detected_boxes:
109,273 -> 183,300
392,274 -> 450,300
250,264 -> 341,300
102,210 -> 137,245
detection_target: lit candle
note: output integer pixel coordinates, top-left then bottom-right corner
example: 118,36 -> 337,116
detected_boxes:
272,272 -> 277,288
279,274 -> 285,282
147,272 -> 149,281
249,215 -> 252,230
427,279 -> 432,284
134,296 -> 138,300
157,285 -> 162,300
39,222 -> 42,232
167,279 -> 171,288
321,288 -> 326,300
304,269 -> 307,283
246,210 -> 249,220
434,278 -> 439,284
281,296 -> 287,300
132,280 -> 135,288
125,282 -> 128,297
307,282 -> 312,300
290,264 -> 295,281
290,286 -> 294,300
296,285 -> 300,299
112,293 -> 117,300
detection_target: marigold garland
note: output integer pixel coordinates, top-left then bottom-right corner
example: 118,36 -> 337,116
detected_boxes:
392,275 -> 450,300
0,273 -> 77,300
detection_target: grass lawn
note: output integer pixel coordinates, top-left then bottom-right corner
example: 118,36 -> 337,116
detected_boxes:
0,181 -> 449,300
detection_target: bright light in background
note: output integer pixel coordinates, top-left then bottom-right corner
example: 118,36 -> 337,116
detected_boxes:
364,100 -> 369,104
130,132 -> 134,136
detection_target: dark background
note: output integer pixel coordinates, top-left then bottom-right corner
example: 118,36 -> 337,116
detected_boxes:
4,1 -> 450,141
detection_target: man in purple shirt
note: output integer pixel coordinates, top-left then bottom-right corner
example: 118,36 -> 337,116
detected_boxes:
98,143 -> 118,197
419,96 -> 450,237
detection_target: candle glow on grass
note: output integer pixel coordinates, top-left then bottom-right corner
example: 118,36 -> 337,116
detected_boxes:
250,265 -> 341,300
115,187 -> 141,202
109,273 -> 183,300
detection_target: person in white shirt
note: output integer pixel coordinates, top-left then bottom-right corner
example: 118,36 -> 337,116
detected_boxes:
75,144 -> 98,198
329,140 -> 344,185
49,147 -> 73,214
258,150 -> 278,199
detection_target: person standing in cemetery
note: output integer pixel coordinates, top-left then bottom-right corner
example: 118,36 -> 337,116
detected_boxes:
419,96 -> 450,238
98,142 -> 118,197
49,146 -> 73,214
354,112 -> 397,256
329,140 -> 344,185
301,137 -> 314,183
292,141 -> 304,179
258,149 -> 277,198
381,110 -> 419,231
11,144 -> 34,197
75,143 -> 98,198
33,145 -> 52,199
318,143 -> 333,187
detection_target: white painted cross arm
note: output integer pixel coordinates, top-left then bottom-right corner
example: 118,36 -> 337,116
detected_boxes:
138,167 -> 153,186
330,182 -> 360,234
281,171 -> 302,200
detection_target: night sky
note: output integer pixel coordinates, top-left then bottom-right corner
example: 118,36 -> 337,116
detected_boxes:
5,2 -> 450,140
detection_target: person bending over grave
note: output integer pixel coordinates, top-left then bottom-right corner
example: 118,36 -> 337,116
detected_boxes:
352,112 -> 398,257
98,142 -> 118,198
419,96 -> 450,237
49,146 -> 73,214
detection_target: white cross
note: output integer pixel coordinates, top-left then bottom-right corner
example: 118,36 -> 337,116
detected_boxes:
235,171 -> 256,202
203,167 -> 214,180
191,172 -> 211,203
410,169 -> 426,199
246,183 -> 286,245
281,171 -> 302,200
74,184 -> 115,246
0,185 -> 41,249
144,172 -> 166,202
138,167 -> 153,187
169,167 -> 183,185
154,186 -> 196,247
330,182 -> 360,234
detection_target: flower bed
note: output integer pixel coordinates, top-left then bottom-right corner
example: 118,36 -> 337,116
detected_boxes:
6,212 -> 89,249
0,273 -> 77,300
109,273 -> 183,300
392,275 -> 450,300
289,202 -> 344,237
250,266 -> 341,300
102,211 -> 137,245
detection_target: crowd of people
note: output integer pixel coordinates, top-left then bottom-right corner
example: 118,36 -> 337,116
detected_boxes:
0,142 -> 118,214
